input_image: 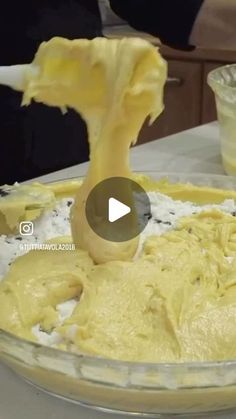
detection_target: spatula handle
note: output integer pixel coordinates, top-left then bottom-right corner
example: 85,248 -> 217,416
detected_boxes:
0,64 -> 32,91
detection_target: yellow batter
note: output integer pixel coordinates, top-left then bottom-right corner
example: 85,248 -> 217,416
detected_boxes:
22,36 -> 167,263
64,209 -> 236,362
1,208 -> 236,362
1,37 -> 236,364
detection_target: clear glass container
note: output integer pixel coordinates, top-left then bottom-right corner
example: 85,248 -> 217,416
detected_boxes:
2,172 -> 236,417
208,64 -> 236,176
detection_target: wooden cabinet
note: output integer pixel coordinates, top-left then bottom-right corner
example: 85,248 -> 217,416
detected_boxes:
138,61 -> 202,143
137,46 -> 236,145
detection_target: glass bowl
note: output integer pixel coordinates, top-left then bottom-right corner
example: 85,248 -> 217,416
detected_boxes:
2,172 -> 236,418
208,64 -> 236,176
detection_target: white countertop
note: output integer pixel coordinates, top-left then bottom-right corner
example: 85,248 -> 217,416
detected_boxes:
1,122 -> 234,419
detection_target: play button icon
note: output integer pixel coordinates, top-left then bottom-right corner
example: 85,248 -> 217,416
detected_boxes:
85,177 -> 150,242
108,198 -> 131,223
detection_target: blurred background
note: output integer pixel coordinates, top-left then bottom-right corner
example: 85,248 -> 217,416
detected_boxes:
99,0 -> 235,145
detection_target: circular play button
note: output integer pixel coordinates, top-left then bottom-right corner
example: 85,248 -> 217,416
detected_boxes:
85,177 -> 150,242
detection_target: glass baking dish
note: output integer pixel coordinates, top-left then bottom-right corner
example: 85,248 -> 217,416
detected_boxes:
1,172 -> 236,418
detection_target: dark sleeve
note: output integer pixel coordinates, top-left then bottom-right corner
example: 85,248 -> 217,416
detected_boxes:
109,0 -> 204,49
0,0 -> 101,184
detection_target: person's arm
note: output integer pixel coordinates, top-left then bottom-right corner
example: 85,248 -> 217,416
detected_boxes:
109,0 -> 204,49
190,0 -> 236,50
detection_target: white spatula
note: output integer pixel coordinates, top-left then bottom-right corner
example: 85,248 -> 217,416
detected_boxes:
0,64 -> 38,91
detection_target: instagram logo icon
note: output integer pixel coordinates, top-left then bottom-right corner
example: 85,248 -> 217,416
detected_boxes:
19,221 -> 34,236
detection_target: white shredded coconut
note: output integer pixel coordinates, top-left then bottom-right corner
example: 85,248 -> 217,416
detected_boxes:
32,299 -> 77,345
32,326 -> 63,347
57,299 -> 78,323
